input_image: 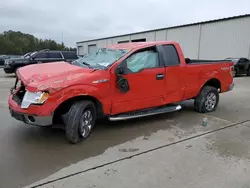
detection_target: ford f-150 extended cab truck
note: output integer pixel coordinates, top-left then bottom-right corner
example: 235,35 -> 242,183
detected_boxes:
8,41 -> 234,144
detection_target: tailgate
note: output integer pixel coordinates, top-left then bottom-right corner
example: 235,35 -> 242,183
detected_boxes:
219,62 -> 234,92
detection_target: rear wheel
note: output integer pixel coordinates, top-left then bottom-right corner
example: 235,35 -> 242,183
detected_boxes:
194,86 -> 219,113
64,101 -> 96,144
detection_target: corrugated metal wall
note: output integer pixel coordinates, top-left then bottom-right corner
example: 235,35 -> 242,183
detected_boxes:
77,16 -> 250,59
167,25 -> 200,59
199,17 -> 250,59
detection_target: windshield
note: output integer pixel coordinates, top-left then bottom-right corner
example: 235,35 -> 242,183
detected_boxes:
24,51 -> 37,58
23,52 -> 31,58
72,48 -> 129,69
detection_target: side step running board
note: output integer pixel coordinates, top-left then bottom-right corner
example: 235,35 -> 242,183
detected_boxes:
109,105 -> 182,121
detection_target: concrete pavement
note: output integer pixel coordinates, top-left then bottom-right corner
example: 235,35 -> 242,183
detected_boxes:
25,77 -> 250,188
37,122 -> 250,188
0,69 -> 250,188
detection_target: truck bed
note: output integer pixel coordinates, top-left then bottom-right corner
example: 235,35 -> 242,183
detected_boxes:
185,58 -> 230,65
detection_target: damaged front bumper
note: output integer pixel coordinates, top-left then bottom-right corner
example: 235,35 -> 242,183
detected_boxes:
8,94 -> 53,127
9,107 -> 53,126
8,76 -> 55,127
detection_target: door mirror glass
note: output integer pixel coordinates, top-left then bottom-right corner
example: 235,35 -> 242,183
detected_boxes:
115,65 -> 130,93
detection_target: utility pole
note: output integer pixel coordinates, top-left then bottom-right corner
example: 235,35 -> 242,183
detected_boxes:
61,32 -> 64,47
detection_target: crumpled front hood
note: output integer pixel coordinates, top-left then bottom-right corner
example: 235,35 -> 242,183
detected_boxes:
17,62 -> 95,92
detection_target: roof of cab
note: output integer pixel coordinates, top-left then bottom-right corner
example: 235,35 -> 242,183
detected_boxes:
105,41 -> 177,51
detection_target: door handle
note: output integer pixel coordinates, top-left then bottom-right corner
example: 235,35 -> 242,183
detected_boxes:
156,73 -> 164,80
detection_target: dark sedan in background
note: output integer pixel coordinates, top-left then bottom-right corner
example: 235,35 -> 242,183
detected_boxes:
225,57 -> 250,77
3,49 -> 78,74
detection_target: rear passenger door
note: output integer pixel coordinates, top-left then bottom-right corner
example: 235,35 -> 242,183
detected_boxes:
159,44 -> 185,103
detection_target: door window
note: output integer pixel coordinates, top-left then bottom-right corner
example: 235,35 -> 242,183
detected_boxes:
48,52 -> 62,59
161,45 -> 180,66
241,58 -> 249,63
35,52 -> 49,59
61,52 -> 78,59
123,50 -> 159,73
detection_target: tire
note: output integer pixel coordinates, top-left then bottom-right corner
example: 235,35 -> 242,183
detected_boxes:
14,68 -> 19,75
64,101 -> 96,144
247,68 -> 250,76
194,86 -> 219,113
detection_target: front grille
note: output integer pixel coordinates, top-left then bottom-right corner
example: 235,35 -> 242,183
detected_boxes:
12,94 -> 22,104
12,79 -> 26,105
10,109 -> 25,122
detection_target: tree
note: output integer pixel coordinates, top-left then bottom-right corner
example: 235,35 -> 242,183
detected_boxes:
0,30 -> 75,55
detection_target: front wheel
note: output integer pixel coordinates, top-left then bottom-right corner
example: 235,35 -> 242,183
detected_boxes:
194,86 -> 219,113
14,67 -> 19,75
64,101 -> 96,144
247,68 -> 250,76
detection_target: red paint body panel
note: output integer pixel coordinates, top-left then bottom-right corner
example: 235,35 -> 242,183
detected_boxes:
8,41 -> 234,119
111,67 -> 166,114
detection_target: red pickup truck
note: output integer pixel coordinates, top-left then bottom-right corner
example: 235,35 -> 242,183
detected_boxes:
8,41 -> 234,144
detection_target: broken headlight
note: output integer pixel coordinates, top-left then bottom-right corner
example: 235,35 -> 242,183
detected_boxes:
21,91 -> 49,109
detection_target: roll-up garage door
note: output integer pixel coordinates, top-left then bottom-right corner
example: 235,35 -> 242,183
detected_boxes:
88,44 -> 97,54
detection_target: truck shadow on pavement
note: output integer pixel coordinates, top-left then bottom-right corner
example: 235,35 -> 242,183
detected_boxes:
0,73 -> 16,78
5,100 -> 198,188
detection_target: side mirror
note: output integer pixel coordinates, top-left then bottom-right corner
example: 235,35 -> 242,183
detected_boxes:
115,65 -> 124,75
115,65 -> 130,93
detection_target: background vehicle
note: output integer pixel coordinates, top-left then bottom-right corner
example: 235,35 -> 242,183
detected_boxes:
225,57 -> 250,77
0,55 -> 21,66
22,52 -> 33,58
8,41 -> 234,144
3,49 -> 78,74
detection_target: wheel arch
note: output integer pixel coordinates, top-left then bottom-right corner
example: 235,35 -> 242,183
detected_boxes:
201,78 -> 221,92
53,95 -> 104,125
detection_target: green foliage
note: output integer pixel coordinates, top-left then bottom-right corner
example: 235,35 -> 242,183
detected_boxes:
0,30 -> 76,55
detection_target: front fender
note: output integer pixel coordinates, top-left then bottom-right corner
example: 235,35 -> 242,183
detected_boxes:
49,84 -> 111,113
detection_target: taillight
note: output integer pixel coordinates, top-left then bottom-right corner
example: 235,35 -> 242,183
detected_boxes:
230,66 -> 234,77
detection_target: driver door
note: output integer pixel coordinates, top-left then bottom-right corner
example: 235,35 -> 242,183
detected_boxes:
30,52 -> 49,64
111,47 -> 166,114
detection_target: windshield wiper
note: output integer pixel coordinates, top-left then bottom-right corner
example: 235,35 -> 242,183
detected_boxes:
81,61 -> 92,68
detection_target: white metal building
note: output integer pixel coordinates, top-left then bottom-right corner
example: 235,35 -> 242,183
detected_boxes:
76,14 -> 250,59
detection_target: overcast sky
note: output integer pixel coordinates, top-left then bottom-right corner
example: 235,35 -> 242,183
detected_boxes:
0,0 -> 249,47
